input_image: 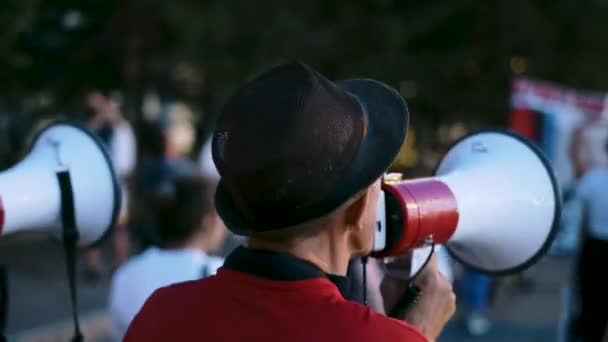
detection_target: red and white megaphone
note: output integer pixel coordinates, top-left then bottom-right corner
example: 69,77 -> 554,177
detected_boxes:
0,120 -> 121,247
373,130 -> 561,275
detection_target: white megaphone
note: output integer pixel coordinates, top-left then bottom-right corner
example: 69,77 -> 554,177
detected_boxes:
373,129 -> 561,275
0,120 -> 121,247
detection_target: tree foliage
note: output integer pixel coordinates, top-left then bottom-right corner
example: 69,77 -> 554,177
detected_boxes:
3,0 -> 608,142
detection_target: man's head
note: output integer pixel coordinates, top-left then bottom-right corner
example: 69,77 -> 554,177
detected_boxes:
248,179 -> 382,256
152,174 -> 226,252
211,62 -> 408,257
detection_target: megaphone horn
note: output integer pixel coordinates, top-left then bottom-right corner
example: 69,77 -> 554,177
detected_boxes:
0,120 -> 121,247
373,129 -> 562,275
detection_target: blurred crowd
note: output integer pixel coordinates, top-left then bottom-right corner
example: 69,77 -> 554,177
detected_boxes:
73,88 -> 233,340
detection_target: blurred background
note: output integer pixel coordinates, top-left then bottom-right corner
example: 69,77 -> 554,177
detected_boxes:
1,0 -> 608,341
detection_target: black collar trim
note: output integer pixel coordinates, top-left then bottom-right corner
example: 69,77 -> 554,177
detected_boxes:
224,246 -> 325,280
223,246 -> 361,302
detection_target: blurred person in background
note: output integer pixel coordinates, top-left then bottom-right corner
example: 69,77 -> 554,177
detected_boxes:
459,268 -> 493,336
130,121 -> 199,250
191,97 -> 244,255
198,136 -> 220,181
84,88 -> 137,280
109,174 -> 227,340
568,132 -> 608,342
198,130 -> 244,255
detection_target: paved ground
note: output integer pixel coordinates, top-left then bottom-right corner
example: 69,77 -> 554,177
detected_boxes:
0,232 -> 572,341
0,233 -> 113,336
439,255 -> 570,342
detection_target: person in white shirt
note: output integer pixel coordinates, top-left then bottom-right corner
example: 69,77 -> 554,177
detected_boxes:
573,137 -> 608,342
84,89 -> 137,279
108,174 -> 227,341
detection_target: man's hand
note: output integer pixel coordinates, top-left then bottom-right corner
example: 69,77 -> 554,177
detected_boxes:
381,254 -> 456,342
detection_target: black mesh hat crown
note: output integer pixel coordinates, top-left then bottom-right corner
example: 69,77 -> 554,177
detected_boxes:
213,62 -> 409,235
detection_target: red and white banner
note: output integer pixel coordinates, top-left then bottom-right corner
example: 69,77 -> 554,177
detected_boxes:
509,78 -> 608,189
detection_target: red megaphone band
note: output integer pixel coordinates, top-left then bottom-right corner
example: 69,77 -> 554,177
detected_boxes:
371,178 -> 459,258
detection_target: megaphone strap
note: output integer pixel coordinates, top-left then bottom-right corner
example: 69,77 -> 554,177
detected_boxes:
388,284 -> 422,319
57,170 -> 84,342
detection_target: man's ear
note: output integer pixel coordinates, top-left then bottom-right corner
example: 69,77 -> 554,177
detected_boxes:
344,189 -> 370,232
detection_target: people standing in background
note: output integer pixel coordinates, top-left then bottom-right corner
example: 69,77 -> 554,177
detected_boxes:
568,135 -> 608,342
130,121 -> 199,250
197,115 -> 247,255
109,174 -> 227,341
84,89 -> 137,279
556,121 -> 590,342
459,268 -> 492,336
198,137 -> 220,181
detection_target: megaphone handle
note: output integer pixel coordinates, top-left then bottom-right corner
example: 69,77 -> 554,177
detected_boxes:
361,256 -> 368,306
57,171 -> 84,342
388,284 -> 422,319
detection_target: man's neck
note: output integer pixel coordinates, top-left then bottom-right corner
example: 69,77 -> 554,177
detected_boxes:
248,235 -> 351,276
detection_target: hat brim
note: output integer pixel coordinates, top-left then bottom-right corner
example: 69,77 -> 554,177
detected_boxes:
216,79 -> 409,236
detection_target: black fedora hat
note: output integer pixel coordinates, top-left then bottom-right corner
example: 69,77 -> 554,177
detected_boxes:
212,62 -> 409,235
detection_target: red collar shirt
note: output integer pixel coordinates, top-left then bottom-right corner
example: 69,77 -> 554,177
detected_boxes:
125,247 -> 427,342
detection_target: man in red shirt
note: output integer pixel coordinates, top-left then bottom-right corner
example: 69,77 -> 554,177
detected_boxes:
125,62 -> 455,341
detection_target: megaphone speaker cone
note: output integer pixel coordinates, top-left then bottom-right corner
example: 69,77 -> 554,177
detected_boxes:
437,129 -> 561,275
372,129 -> 561,277
0,120 -> 121,247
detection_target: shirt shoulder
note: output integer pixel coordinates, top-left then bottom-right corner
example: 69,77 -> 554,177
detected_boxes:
124,274 -> 427,342
124,279 -> 209,341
